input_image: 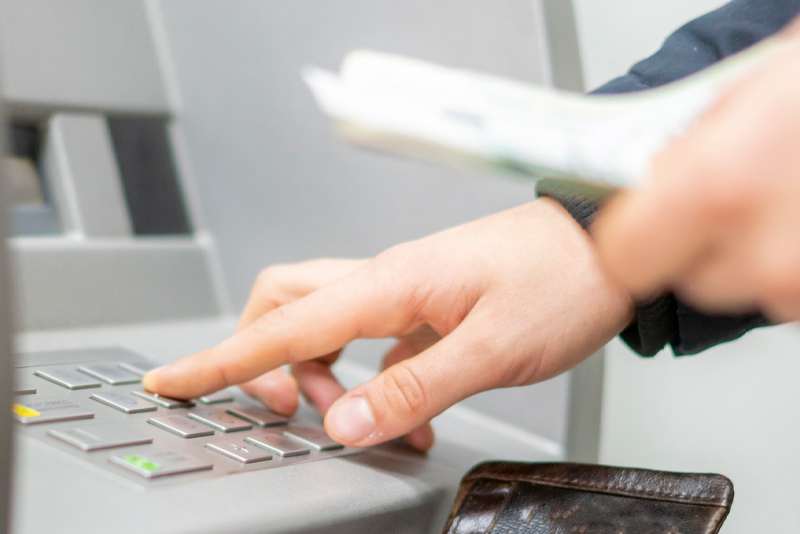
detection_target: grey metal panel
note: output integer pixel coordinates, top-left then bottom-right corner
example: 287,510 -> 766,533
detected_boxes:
0,67 -> 13,534
0,0 -> 169,114
11,238 -> 219,330
542,0 -> 586,91
10,206 -> 59,237
45,114 -> 133,238
565,350 -> 604,463
460,373 -> 569,445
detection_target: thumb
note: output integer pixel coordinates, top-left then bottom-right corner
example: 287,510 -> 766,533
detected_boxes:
594,153 -> 716,299
323,311 -> 498,447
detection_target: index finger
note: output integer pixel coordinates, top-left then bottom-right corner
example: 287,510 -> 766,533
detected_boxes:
143,263 -> 407,399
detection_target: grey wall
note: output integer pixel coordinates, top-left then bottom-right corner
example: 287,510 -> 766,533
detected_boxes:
155,0 -> 570,446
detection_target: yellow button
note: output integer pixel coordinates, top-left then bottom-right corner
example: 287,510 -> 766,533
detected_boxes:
13,404 -> 40,418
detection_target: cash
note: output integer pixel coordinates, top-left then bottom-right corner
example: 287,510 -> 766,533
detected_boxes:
304,39 -> 786,196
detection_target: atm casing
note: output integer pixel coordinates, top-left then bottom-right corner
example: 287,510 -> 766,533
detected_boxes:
0,1 -> 591,533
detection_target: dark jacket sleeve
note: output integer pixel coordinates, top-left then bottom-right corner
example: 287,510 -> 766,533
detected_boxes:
538,0 -> 799,356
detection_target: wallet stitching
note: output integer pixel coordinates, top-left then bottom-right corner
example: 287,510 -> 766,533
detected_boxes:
467,473 -> 730,507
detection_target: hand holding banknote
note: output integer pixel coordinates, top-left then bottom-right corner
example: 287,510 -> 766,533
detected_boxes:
596,24 -> 800,322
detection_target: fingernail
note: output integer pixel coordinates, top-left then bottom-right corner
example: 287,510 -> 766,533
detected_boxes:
142,365 -> 168,389
327,396 -> 375,443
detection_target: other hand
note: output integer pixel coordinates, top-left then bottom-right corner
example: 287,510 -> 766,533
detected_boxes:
595,32 -> 800,322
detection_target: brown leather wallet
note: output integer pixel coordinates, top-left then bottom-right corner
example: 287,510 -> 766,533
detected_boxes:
442,462 -> 734,534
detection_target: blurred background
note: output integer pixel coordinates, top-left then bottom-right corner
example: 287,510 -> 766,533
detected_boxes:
3,0 -> 799,532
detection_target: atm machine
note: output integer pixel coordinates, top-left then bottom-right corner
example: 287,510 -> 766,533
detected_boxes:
0,1 -> 592,533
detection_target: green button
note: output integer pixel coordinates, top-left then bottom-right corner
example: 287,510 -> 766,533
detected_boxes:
123,455 -> 160,471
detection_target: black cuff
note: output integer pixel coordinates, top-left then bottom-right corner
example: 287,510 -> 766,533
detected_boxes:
535,179 -> 603,232
618,294 -> 679,357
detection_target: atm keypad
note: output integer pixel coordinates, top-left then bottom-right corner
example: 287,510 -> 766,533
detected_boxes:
118,360 -> 158,377
132,390 -> 194,409
246,433 -> 311,457
110,449 -> 212,478
226,406 -> 288,427
13,352 -> 358,487
148,414 -> 215,438
34,369 -> 102,390
188,409 -> 253,432
13,397 -> 95,425
49,422 -> 153,451
90,391 -> 157,414
284,426 -> 345,451
198,390 -> 234,405
206,438 -> 273,464
78,363 -> 140,385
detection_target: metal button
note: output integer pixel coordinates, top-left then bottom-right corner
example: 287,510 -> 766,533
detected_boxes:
226,406 -> 288,427
118,361 -> 159,377
132,390 -> 194,409
34,369 -> 102,390
188,410 -> 252,432
198,390 -> 234,405
284,425 -> 344,451
206,438 -> 272,464
13,397 -> 95,425
246,433 -> 310,457
110,449 -> 212,479
49,422 -> 153,451
90,392 -> 157,414
148,414 -> 215,438
78,363 -> 140,385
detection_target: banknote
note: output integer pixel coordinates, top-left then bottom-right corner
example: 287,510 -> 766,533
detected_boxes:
304,38 -> 787,197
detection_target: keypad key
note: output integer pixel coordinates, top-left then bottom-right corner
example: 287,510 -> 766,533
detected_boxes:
78,363 -> 140,385
118,361 -> 159,377
188,410 -> 252,432
49,422 -> 152,451
13,386 -> 36,396
13,397 -> 94,425
34,369 -> 101,390
132,390 -> 194,409
90,392 -> 157,414
246,433 -> 310,457
284,425 -> 344,451
198,391 -> 234,405
148,414 -> 215,438
206,438 -> 272,464
227,406 -> 288,428
110,449 -> 212,479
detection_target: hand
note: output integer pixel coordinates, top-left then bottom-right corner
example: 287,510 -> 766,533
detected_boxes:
143,199 -> 633,450
595,34 -> 800,322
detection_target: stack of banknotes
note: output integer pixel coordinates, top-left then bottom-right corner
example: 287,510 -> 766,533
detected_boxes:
304,39 -> 784,197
